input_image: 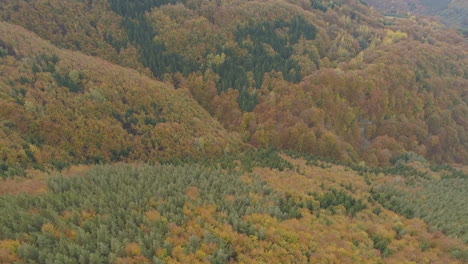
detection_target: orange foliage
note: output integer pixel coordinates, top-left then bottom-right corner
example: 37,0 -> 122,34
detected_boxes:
124,243 -> 142,257
0,240 -> 20,264
116,255 -> 151,264
186,186 -> 200,200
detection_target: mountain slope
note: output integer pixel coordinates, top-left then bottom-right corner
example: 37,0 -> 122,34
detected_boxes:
0,152 -> 466,263
1,0 -> 467,166
0,2 -> 467,263
365,0 -> 467,30
0,21 -> 242,177
0,0 -> 144,71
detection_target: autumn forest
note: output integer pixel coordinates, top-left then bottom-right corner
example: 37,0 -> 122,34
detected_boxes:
0,0 -> 467,263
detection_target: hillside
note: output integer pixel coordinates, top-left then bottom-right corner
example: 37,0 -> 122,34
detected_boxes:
365,0 -> 467,31
0,151 -> 467,263
0,0 -> 467,263
0,21 -> 242,178
0,0 -> 144,71
1,0 -> 467,167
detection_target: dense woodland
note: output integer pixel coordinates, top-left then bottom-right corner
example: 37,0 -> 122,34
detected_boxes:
0,151 -> 467,263
365,0 -> 467,34
0,21 -> 243,179
0,0 -> 467,172
0,0 -> 467,263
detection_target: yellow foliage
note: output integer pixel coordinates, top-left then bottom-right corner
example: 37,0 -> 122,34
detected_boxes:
80,210 -> 96,222
0,240 -> 20,254
64,229 -> 77,240
61,210 -> 73,220
28,144 -> 42,163
156,248 -> 168,259
41,222 -> 56,233
383,30 -> 408,44
206,53 -> 226,67
195,249 -> 207,261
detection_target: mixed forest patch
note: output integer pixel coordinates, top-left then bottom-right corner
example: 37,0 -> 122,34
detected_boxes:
0,21 -> 242,179
0,0 -> 466,166
0,151 -> 467,263
0,1 -> 467,263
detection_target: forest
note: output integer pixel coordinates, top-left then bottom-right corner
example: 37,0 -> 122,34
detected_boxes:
0,0 -> 467,263
1,0 -> 466,171
1,150 -> 467,263
365,0 -> 467,34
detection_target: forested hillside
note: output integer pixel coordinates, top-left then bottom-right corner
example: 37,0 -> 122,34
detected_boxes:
0,151 -> 467,263
0,1 -> 467,263
365,0 -> 467,32
0,21 -> 242,178
0,0 -> 144,70
1,0 -> 467,167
